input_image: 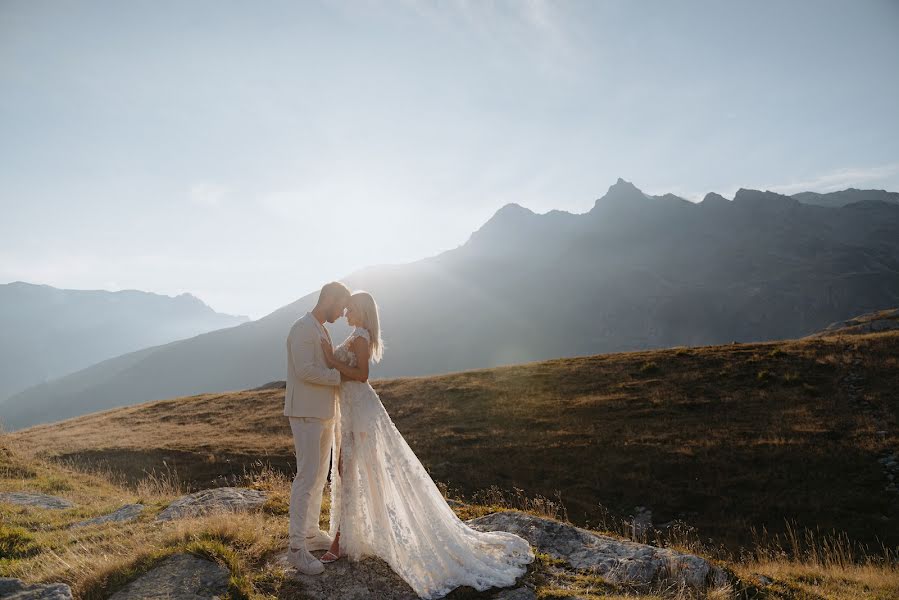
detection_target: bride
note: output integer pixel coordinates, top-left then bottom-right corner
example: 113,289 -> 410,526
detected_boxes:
319,291 -> 534,599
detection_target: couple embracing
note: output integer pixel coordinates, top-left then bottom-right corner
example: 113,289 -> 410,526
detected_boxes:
283,282 -> 534,599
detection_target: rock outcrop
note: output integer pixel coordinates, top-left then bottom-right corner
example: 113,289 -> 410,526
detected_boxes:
71,504 -> 145,528
155,487 -> 266,521
107,553 -> 230,600
273,551 -> 419,600
0,491 -> 74,510
467,511 -> 727,591
0,578 -> 73,599
273,549 -> 534,600
274,510 -> 725,597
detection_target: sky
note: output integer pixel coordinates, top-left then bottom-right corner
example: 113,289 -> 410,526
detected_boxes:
2,0 -> 898,319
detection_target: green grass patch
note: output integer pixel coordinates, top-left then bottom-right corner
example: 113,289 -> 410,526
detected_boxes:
0,523 -> 40,560
34,474 -> 74,493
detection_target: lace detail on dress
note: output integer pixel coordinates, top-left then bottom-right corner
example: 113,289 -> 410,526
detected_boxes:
333,327 -> 371,368
328,334 -> 534,599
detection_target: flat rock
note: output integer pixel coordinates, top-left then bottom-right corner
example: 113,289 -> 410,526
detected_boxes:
108,553 -> 229,600
467,511 -> 727,590
71,504 -> 145,528
0,491 -> 74,510
273,551 -> 419,600
155,487 -> 266,521
0,578 -> 73,599
492,587 -> 536,600
274,550 -> 529,599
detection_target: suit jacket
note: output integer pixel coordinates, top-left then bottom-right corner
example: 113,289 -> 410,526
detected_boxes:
283,313 -> 340,420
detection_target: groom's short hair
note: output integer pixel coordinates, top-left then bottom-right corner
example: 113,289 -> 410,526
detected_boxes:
319,281 -> 351,304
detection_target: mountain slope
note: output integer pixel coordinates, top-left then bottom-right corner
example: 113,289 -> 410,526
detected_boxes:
0,282 -> 248,402
10,327 -> 899,551
4,180 -> 899,430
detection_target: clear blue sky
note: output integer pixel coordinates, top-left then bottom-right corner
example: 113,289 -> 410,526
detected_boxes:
2,0 -> 898,318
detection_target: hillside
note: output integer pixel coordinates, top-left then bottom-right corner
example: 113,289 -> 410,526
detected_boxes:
4,433 -> 896,599
5,180 -> 899,431
0,282 -> 248,402
10,326 -> 899,554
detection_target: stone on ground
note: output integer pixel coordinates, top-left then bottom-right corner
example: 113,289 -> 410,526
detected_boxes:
71,503 -> 145,528
155,486 -> 266,521
273,550 -> 530,600
0,491 -> 74,510
467,511 -> 727,590
492,586 -> 536,600
0,578 -> 73,599
273,551 -> 420,600
108,553 -> 230,600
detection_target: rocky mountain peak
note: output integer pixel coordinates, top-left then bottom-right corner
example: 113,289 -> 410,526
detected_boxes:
591,177 -> 648,211
700,192 -> 730,207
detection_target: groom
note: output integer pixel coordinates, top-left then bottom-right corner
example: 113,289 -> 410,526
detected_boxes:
284,281 -> 351,575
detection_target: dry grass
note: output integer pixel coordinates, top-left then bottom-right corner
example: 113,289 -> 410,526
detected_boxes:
2,432 -> 899,599
5,330 -> 899,598
10,330 -> 899,553
0,440 -> 293,598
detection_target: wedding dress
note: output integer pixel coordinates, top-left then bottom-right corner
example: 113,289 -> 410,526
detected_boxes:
328,326 -> 534,599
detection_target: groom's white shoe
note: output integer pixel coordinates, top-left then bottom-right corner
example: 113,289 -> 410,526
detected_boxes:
304,529 -> 333,552
287,546 -> 325,576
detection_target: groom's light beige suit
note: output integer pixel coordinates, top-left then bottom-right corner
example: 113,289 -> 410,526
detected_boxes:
285,312 -> 341,549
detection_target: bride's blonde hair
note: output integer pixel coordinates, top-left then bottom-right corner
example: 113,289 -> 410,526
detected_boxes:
349,291 -> 384,363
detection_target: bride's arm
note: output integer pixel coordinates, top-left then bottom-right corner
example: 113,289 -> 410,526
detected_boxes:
321,338 -> 370,382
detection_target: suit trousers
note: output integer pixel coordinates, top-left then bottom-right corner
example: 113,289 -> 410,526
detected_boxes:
288,416 -> 334,548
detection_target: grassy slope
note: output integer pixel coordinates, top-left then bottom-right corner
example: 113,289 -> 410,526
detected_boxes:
3,425 -> 898,599
8,331 -> 899,554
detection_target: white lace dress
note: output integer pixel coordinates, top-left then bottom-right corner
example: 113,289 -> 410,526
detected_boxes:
328,326 -> 534,599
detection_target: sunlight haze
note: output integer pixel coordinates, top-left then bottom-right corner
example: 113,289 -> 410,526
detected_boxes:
2,0 -> 897,318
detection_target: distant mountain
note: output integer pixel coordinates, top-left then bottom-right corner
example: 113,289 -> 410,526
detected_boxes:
5,180 -> 899,430
0,282 -> 248,403
792,187 -> 899,208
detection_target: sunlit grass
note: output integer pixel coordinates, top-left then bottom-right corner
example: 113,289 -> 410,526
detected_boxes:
4,330 -> 899,598
2,436 -> 899,599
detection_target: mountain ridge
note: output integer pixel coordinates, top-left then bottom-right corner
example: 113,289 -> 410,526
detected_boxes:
0,282 -> 248,404
3,180 -> 899,430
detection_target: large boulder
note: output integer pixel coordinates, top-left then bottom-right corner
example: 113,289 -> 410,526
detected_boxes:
108,553 -> 230,600
273,550 -> 531,600
467,511 -> 727,591
155,487 -> 266,521
0,578 -> 73,599
0,492 -> 74,510
273,551 -> 419,600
